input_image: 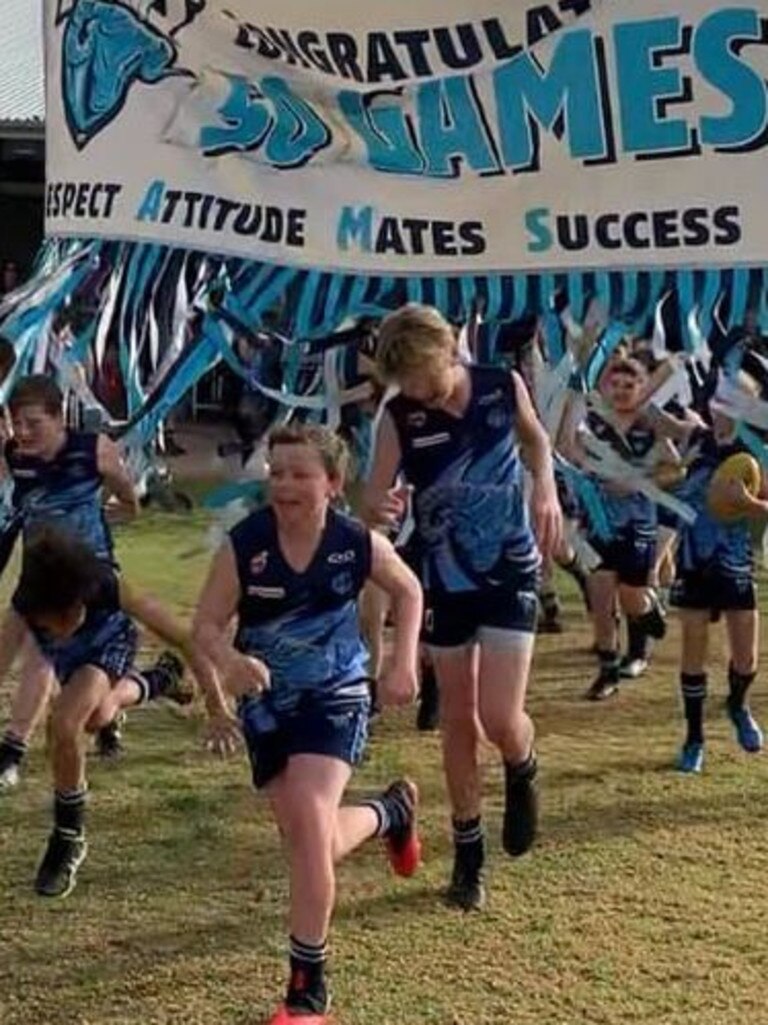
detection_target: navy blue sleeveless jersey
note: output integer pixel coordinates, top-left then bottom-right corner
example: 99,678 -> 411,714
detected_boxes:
230,506 -> 372,711
676,434 -> 754,577
585,407 -> 657,530
12,567 -> 136,684
5,431 -> 114,564
386,365 -> 539,593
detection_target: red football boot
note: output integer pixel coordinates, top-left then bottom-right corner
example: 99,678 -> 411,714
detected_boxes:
383,778 -> 422,878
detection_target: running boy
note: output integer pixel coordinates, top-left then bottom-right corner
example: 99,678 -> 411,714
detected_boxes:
672,411 -> 767,772
0,527 -> 224,898
193,423 -> 423,1025
363,303 -> 562,911
565,357 -> 678,700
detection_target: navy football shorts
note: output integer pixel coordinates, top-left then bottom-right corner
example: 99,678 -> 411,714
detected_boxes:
239,691 -> 370,789
422,584 -> 538,650
671,569 -> 756,613
588,527 -> 656,588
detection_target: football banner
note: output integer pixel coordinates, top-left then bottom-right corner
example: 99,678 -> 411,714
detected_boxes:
44,0 -> 768,275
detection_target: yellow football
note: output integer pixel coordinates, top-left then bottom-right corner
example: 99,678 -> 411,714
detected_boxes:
707,452 -> 762,522
653,461 -> 687,490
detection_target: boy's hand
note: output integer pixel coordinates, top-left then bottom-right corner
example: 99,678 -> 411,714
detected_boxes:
371,484 -> 411,530
224,654 -> 271,699
203,711 -> 242,758
378,663 -> 418,707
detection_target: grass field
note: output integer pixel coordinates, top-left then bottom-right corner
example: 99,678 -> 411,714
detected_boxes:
2,509 -> 768,1025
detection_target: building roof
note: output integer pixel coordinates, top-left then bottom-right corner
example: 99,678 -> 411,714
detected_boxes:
0,0 -> 44,131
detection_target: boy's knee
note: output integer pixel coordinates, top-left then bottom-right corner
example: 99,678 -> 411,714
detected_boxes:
85,702 -> 116,733
282,794 -> 334,847
481,710 -> 529,751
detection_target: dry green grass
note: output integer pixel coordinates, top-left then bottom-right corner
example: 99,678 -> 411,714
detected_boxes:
2,510 -> 768,1025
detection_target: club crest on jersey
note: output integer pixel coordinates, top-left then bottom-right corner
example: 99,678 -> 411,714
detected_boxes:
330,571 -> 354,596
249,551 -> 269,575
485,407 -> 508,429
407,412 -> 428,428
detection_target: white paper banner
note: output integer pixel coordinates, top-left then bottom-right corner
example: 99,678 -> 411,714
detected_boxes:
45,1 -> 768,275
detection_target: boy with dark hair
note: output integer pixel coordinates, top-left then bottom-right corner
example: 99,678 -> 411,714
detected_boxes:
0,526 -> 218,898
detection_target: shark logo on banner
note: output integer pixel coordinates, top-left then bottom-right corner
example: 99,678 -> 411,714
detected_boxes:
56,0 -> 205,149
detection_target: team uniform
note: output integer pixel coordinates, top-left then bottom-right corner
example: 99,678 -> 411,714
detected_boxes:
386,365 -> 540,649
672,434 -> 756,614
580,406 -> 669,697
584,409 -> 658,587
5,430 -> 115,565
231,505 -> 373,788
386,364 -> 540,912
670,431 -> 763,772
225,498 -> 420,1024
16,559 -> 186,899
13,567 -> 138,687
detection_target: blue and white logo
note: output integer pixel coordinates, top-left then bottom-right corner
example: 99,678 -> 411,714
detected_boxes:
57,0 -> 205,149
330,571 -> 354,597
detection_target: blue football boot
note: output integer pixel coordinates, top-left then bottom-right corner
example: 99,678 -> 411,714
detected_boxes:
677,742 -> 705,774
